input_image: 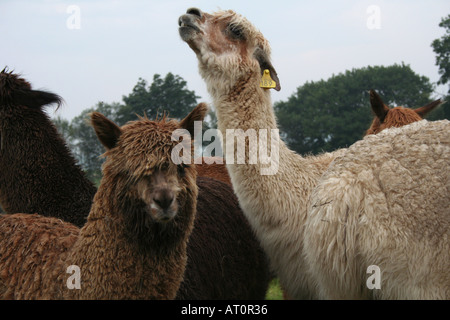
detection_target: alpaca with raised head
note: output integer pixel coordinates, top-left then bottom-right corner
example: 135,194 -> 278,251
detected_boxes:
365,89 -> 444,135
0,68 -> 96,227
179,8 -> 339,299
0,105 -> 206,299
178,8 -> 450,299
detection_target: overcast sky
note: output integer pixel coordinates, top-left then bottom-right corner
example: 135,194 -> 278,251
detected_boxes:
1,0 -> 449,120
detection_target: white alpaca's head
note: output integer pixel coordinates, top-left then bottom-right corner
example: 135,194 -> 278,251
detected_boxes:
178,8 -> 280,96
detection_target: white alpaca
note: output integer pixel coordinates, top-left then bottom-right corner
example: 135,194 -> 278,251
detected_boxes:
305,120 -> 450,299
178,8 -> 450,299
179,7 -> 343,299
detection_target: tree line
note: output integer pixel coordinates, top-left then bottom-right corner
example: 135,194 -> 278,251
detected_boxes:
54,15 -> 450,185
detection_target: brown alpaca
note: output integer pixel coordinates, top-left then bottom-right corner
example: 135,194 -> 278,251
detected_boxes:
365,89 -> 444,135
0,105 -> 206,299
195,157 -> 231,185
0,68 -> 96,227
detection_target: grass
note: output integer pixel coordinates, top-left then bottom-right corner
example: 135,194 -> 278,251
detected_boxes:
265,278 -> 284,300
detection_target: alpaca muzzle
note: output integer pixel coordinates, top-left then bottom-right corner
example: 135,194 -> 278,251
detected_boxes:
150,189 -> 178,223
178,8 -> 203,41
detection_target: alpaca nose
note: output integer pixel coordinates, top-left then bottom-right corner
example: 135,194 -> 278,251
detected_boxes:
153,189 -> 175,211
186,7 -> 202,18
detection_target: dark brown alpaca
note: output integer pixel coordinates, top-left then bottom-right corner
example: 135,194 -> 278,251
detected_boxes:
177,176 -> 269,299
365,89 -> 444,135
0,68 -> 96,227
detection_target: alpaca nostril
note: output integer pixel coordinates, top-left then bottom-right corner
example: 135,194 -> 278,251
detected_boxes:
186,7 -> 202,18
153,190 -> 175,210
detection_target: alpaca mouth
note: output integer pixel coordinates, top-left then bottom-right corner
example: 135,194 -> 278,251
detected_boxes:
178,15 -> 201,41
154,210 -> 177,223
147,203 -> 178,224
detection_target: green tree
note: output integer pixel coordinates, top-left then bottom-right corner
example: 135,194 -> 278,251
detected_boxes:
69,102 -> 120,184
116,73 -> 200,125
54,73 -> 204,183
274,63 -> 434,155
432,14 -> 450,90
430,14 -> 450,120
53,116 -> 75,150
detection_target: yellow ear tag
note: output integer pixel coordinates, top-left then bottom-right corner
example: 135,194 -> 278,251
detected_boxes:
260,69 -> 277,89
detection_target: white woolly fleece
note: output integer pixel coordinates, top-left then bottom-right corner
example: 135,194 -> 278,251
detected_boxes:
305,119 -> 450,299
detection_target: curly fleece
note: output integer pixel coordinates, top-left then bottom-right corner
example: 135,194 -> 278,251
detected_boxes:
305,120 -> 450,299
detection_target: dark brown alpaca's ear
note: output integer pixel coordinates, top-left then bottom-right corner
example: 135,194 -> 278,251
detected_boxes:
253,47 -> 281,91
179,102 -> 209,137
12,89 -> 62,109
369,89 -> 389,122
414,99 -> 444,118
90,112 -> 122,150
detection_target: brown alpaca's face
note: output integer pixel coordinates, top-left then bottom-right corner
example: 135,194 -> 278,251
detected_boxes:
131,168 -> 186,223
107,120 -> 196,224
91,103 -> 208,224
178,8 -> 280,91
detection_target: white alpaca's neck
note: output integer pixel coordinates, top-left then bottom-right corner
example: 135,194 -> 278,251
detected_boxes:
205,69 -> 336,299
211,72 -> 278,131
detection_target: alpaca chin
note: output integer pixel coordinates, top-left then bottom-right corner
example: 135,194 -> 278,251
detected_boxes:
178,25 -> 198,43
144,201 -> 178,224
178,13 -> 202,49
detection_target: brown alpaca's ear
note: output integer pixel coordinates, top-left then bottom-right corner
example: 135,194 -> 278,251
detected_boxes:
369,89 -> 389,122
90,112 -> 122,150
414,99 -> 444,118
179,102 -> 209,137
253,47 -> 281,91
12,89 -> 62,109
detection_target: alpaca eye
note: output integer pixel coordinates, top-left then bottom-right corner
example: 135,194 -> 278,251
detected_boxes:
177,164 -> 190,177
228,24 -> 244,39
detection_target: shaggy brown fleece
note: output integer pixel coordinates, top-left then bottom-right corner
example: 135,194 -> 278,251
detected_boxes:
0,109 -> 201,299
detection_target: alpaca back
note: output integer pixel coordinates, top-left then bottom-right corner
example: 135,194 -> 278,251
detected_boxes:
0,213 -> 79,299
196,159 -> 232,186
176,176 -> 270,299
305,120 -> 450,299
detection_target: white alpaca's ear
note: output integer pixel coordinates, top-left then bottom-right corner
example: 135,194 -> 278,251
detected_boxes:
179,102 -> 209,137
90,112 -> 123,150
253,47 -> 281,91
369,89 -> 389,122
